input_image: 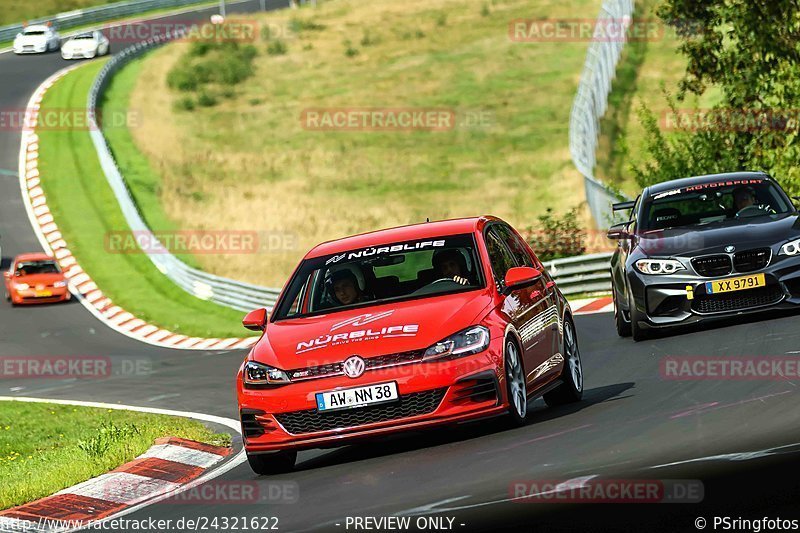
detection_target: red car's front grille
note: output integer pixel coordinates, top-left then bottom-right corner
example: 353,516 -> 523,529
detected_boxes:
288,350 -> 425,381
274,388 -> 447,434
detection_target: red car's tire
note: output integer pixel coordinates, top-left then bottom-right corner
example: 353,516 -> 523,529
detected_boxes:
504,337 -> 528,426
246,450 -> 296,475
543,317 -> 584,407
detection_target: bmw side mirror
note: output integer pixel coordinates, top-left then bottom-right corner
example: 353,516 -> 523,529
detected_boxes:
607,222 -> 630,240
503,266 -> 542,294
242,308 -> 268,331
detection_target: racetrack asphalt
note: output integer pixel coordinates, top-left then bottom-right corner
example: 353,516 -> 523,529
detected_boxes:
1,2 -> 799,531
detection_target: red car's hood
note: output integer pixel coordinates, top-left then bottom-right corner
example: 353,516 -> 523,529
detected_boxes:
11,273 -> 65,286
252,290 -> 494,370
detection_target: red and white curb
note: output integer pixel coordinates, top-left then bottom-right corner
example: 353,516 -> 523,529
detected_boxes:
0,396 -> 246,533
570,296 -> 613,315
17,65 -> 258,351
0,437 -> 230,533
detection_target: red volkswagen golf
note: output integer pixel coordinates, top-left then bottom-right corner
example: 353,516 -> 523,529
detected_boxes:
237,216 -> 584,474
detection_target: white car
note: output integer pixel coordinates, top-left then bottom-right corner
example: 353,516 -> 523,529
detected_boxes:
13,25 -> 61,54
61,31 -> 110,59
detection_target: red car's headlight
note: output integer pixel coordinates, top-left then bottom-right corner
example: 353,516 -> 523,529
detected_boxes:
243,361 -> 291,386
423,326 -> 490,361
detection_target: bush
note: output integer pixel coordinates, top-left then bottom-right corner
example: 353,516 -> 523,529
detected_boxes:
167,40 -> 258,98
344,40 -> 359,57
267,39 -> 288,56
436,13 -> 448,27
522,207 -> 586,261
173,96 -> 195,111
289,18 -> 326,33
360,30 -> 380,47
197,91 -> 217,107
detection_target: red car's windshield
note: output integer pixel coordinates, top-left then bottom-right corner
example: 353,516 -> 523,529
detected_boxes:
15,260 -> 60,276
274,234 -> 485,320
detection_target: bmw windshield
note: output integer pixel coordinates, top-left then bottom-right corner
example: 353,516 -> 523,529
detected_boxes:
274,234 -> 485,320
640,178 -> 795,232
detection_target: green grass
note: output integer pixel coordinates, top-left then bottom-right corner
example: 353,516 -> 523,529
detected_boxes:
101,54 -> 202,270
0,400 -> 230,510
36,60 -> 253,338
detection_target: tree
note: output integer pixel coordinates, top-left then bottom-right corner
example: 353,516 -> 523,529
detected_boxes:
631,0 -> 800,195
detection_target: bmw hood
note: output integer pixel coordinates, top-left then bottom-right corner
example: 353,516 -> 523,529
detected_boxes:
250,290 -> 493,370
637,213 -> 800,257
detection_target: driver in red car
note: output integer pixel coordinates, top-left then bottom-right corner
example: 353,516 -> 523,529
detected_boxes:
433,248 -> 471,286
328,269 -> 368,306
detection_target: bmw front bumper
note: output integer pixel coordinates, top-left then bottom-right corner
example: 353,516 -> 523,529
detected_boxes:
628,252 -> 800,330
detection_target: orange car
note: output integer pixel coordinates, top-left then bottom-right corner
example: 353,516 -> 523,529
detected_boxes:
3,253 -> 71,305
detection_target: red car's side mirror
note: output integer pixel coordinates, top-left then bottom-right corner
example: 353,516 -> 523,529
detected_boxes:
503,266 -> 542,294
2,271 -> 9,280
242,308 -> 268,331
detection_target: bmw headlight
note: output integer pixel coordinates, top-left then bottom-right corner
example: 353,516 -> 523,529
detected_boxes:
14,283 -> 30,291
635,258 -> 686,275
243,361 -> 291,385
423,326 -> 490,361
779,237 -> 800,257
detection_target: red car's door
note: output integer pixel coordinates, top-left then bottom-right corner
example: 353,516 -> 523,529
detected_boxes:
484,225 -> 553,390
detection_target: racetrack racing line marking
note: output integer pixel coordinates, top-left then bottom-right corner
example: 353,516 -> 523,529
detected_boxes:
0,396 -> 247,533
17,66 -> 257,351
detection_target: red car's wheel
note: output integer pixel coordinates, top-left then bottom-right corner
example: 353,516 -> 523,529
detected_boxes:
544,317 -> 584,407
504,338 -> 528,426
246,450 -> 296,476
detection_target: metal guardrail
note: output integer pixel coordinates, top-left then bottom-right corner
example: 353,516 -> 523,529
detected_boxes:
87,31 -> 282,312
545,252 -> 612,296
0,0 -> 212,44
569,0 -> 634,227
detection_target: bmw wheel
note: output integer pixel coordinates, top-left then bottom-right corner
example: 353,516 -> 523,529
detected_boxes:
544,317 -> 584,406
505,338 -> 528,425
246,450 -> 296,475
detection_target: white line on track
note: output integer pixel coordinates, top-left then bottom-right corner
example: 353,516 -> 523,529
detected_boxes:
0,396 -> 246,533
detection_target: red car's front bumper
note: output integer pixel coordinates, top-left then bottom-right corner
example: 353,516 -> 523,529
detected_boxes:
9,287 -> 71,305
238,337 -> 508,452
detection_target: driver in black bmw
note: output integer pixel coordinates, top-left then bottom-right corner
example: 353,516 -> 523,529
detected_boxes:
608,172 -> 800,341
